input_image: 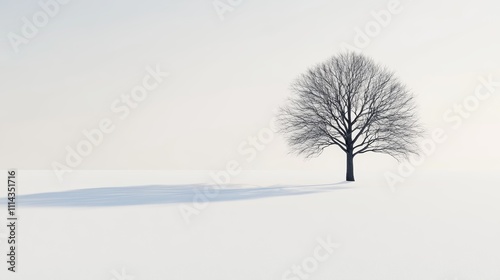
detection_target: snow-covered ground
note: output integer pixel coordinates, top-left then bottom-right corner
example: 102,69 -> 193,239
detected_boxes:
1,170 -> 499,280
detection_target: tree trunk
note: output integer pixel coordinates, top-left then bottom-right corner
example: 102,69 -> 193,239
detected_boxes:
346,150 -> 355,181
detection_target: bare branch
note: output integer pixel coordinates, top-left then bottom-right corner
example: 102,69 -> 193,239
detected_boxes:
278,52 -> 422,163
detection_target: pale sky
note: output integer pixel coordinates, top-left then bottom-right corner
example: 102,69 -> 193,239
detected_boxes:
1,0 -> 499,175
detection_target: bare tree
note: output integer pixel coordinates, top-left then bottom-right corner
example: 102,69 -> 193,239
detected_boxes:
278,52 -> 422,181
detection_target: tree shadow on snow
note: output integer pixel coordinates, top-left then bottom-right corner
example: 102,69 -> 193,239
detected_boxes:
2,182 -> 351,207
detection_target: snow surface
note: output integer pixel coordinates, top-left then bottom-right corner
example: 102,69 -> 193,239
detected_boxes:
1,170 -> 499,280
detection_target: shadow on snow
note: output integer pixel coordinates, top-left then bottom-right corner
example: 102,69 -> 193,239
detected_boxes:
1,182 -> 351,207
